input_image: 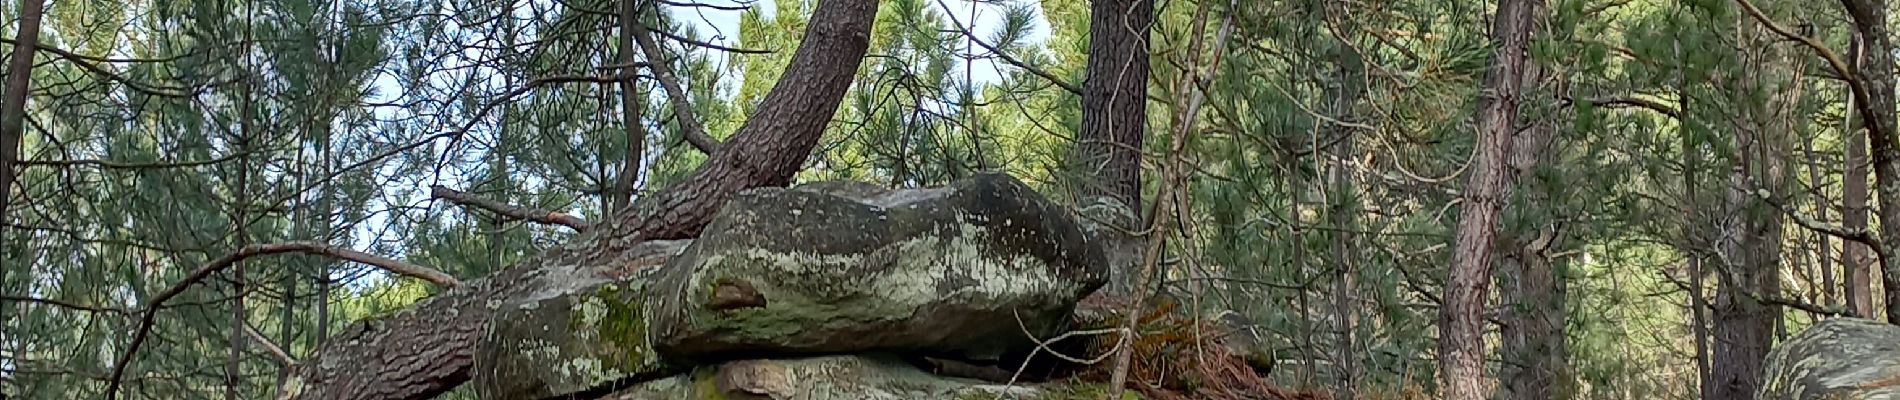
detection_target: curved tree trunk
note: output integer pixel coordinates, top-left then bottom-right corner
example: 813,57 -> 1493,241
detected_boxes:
0,0 -> 42,230
285,1 -> 880,398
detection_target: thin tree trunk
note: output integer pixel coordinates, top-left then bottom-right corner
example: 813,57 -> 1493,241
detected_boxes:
1840,0 -> 1898,323
1322,2 -> 1364,396
1801,129 -> 1835,308
1437,0 -> 1542,398
1706,7 -> 1796,397
612,0 -> 644,213
286,2 -> 880,398
1842,31 -> 1872,317
1076,0 -> 1151,212
227,13 -> 258,398
0,0 -> 45,325
314,122 -> 334,350
1672,23 -> 1714,394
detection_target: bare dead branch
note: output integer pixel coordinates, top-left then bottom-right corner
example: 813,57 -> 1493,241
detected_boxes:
430,185 -> 592,231
649,24 -> 773,54
658,0 -> 752,11
245,322 -> 296,367
1581,95 -> 1681,119
1759,188 -> 1893,265
19,150 -> 253,170
0,295 -> 132,314
105,242 -> 456,398
632,10 -> 720,154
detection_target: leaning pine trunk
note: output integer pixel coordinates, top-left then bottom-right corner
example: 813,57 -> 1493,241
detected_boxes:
283,1 -> 881,398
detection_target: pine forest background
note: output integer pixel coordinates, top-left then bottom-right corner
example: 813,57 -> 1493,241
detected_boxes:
0,0 -> 1889,399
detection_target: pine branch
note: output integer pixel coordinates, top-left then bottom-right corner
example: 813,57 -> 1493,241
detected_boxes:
934,0 -> 1082,96
429,185 -> 592,231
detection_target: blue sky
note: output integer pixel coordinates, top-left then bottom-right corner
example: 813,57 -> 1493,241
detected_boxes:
675,0 -> 1051,89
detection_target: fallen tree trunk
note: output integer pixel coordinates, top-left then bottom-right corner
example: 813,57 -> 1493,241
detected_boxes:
282,1 -> 879,398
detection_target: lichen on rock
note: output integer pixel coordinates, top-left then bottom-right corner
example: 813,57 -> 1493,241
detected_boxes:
473,174 -> 1127,399
646,173 -> 1110,364
602,354 -> 1049,400
474,272 -> 678,399
1760,318 -> 1900,400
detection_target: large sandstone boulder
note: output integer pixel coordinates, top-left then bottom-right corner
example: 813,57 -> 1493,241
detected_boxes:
601,354 -> 1044,400
646,173 -> 1111,363
1761,318 -> 1900,400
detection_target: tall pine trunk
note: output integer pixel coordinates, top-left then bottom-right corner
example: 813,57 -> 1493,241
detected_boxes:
1077,0 -> 1152,212
0,0 -> 45,332
1706,5 -> 1799,396
1841,0 -> 1898,323
1321,2 -> 1365,396
1842,30 -> 1873,317
1497,57 -> 1565,400
1436,0 -> 1542,397
0,0 -> 41,232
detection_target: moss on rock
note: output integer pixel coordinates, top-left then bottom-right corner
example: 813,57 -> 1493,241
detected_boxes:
476,276 -> 678,399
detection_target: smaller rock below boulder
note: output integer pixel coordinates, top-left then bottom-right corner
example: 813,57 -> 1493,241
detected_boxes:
1072,196 -> 1142,297
1761,318 -> 1900,400
601,354 -> 1045,400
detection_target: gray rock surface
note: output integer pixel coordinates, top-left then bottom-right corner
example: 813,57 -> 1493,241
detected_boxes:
601,354 -> 1045,400
1760,318 -> 1900,400
473,175 -> 1116,399
646,173 -> 1110,363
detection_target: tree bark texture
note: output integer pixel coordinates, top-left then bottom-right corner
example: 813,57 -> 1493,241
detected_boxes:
1842,31 -> 1873,318
1436,0 -> 1541,398
1321,2 -> 1365,396
286,1 -> 879,398
1077,0 -> 1152,212
612,0 -> 645,212
0,0 -> 41,229
1497,57 -> 1565,400
1840,0 -> 1898,323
